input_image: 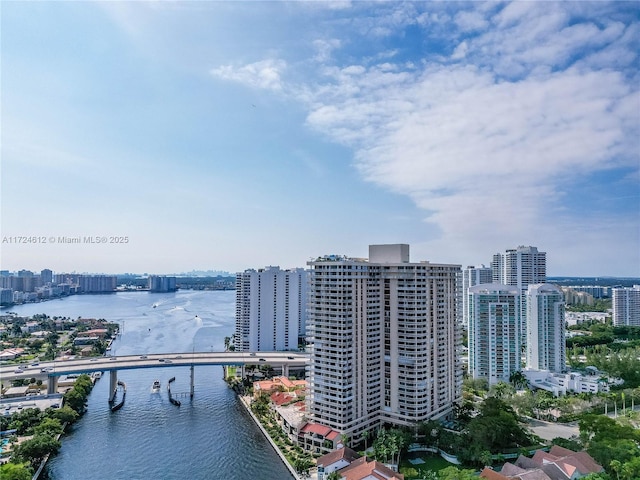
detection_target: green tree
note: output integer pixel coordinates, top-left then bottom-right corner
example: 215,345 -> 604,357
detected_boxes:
12,434 -> 61,468
33,417 -> 63,437
509,370 -> 528,389
45,405 -> 79,424
438,466 -> 476,480
0,462 -> 33,480
63,388 -> 87,413
467,397 -> 532,452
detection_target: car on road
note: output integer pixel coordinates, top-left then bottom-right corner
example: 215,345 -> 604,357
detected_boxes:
30,362 -> 39,367
109,356 -> 117,360
41,367 -> 53,372
250,353 -> 256,356
139,355 -> 148,359
287,356 -> 295,360
90,358 -> 99,362
259,358 -> 266,362
164,359 -> 173,364
14,368 -> 24,373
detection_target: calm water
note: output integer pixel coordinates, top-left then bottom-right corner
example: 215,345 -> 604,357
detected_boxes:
6,291 -> 294,480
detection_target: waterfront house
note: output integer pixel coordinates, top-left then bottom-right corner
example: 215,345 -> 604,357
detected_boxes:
316,447 -> 360,480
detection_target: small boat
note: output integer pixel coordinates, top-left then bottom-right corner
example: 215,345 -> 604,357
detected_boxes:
151,380 -> 161,393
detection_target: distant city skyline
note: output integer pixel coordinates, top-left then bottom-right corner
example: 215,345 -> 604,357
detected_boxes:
2,2 -> 638,276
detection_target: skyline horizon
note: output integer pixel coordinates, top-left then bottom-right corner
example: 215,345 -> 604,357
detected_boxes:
2,2 -> 638,277
3,260 -> 640,280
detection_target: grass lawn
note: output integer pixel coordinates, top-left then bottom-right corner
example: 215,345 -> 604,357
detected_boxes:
399,454 -> 457,479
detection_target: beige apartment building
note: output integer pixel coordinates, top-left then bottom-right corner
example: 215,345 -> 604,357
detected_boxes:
306,244 -> 462,444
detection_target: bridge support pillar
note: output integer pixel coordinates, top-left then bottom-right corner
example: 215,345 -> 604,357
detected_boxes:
190,364 -> 194,400
47,375 -> 58,395
109,370 -> 118,403
282,364 -> 289,378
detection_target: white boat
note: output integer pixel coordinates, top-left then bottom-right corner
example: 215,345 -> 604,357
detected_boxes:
151,380 -> 161,393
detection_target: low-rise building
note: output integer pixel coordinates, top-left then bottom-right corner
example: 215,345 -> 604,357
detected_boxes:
523,369 -> 611,396
317,447 -> 360,480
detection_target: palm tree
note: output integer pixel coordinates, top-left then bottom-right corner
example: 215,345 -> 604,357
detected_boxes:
509,370 -> 528,390
362,429 -> 370,451
479,450 -> 493,467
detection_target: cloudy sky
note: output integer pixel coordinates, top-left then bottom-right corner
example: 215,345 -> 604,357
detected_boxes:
1,1 -> 638,276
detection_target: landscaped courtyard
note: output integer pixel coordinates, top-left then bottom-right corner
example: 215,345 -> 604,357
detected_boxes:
399,453 -> 456,479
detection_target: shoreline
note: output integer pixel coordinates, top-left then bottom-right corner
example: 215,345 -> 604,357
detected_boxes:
237,394 -> 302,480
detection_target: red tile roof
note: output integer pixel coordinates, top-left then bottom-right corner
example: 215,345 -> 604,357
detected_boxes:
340,457 -> 404,480
300,423 -> 332,437
326,430 -> 340,441
480,467 -> 511,480
317,447 -> 361,468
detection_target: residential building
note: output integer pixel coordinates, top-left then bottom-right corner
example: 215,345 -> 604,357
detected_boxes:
492,246 -> 546,340
468,284 -> 521,385
525,284 -> 565,373
482,446 -> 603,480
77,275 -> 117,293
523,369 -> 611,396
148,275 -> 177,292
317,448 -> 404,480
40,269 -> 53,285
339,457 -> 404,480
307,244 -> 461,444
612,285 -> 640,326
462,265 -> 493,329
0,288 -> 13,306
235,266 -> 308,352
317,447 -> 361,480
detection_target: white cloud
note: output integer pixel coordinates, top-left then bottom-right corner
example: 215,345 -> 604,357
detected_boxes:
454,10 -> 489,32
313,38 -> 341,62
210,59 -> 286,91
207,2 -> 639,272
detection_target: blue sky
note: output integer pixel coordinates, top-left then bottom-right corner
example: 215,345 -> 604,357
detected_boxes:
1,1 -> 638,276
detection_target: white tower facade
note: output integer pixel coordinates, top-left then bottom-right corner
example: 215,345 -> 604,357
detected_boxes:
462,265 -> 493,329
492,245 -> 546,339
525,284 -> 565,373
307,245 -> 461,442
468,284 -> 521,385
612,286 -> 640,326
235,266 -> 308,352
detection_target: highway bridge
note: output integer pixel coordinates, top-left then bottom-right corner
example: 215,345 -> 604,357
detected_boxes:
1,351 -> 309,402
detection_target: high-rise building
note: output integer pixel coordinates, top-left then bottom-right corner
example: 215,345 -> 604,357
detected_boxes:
77,275 -> 117,293
492,245 -> 546,338
307,244 -> 461,443
467,284 -> 521,385
462,265 -> 493,329
148,275 -> 177,292
525,284 -> 565,373
235,266 -> 308,352
40,269 -> 53,285
612,286 -> 640,326
491,246 -> 546,288
0,288 -> 13,306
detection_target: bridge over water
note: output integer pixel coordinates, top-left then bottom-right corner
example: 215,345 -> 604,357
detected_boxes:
1,351 -> 309,402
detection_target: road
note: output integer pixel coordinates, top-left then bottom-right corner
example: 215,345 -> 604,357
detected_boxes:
0,351 -> 309,381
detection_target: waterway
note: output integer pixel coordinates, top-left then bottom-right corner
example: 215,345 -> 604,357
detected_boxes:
5,290 -> 294,480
